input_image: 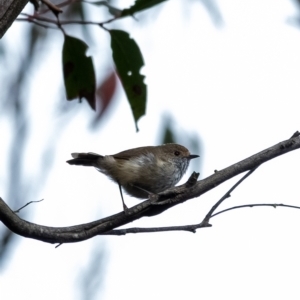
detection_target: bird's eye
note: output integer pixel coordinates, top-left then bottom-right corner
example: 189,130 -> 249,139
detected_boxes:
174,151 -> 180,156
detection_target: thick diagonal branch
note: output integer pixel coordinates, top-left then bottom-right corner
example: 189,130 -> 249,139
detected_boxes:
0,132 -> 299,244
0,0 -> 30,38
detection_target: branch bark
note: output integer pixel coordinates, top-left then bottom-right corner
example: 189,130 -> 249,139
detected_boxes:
0,132 -> 299,244
0,0 -> 30,38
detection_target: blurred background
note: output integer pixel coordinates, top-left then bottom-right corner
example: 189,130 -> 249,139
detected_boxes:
1,0 -> 300,299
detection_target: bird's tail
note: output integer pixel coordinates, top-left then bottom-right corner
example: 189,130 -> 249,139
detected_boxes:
66,152 -> 103,167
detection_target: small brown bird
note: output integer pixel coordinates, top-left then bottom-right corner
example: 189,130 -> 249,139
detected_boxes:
67,144 -> 199,211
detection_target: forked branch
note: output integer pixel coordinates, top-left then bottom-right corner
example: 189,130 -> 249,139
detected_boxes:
0,132 -> 299,244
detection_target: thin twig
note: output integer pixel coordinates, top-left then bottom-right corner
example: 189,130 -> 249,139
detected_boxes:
18,12 -> 118,27
17,16 -> 101,26
202,167 -> 258,225
14,199 -> 44,213
16,18 -> 59,29
40,0 -> 63,16
103,202 -> 300,236
19,14 -> 58,24
211,203 -> 300,218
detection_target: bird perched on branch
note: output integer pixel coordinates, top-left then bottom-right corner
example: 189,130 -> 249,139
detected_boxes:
67,144 -> 199,212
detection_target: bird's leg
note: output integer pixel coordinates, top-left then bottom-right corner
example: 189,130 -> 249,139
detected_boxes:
118,182 -> 129,213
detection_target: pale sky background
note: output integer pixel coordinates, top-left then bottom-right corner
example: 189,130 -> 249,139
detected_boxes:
1,0 -> 300,299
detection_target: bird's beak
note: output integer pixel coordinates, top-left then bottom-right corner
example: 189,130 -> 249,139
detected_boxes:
188,154 -> 199,160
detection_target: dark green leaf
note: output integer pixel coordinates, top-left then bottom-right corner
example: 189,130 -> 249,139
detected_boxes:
110,30 -> 146,131
121,0 -> 168,17
62,35 -> 96,110
162,124 -> 176,144
86,1 -> 122,16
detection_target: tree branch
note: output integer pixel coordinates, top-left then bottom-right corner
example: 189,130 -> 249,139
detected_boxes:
0,0 -> 30,38
0,132 -> 299,244
211,203 -> 300,218
201,167 -> 258,226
